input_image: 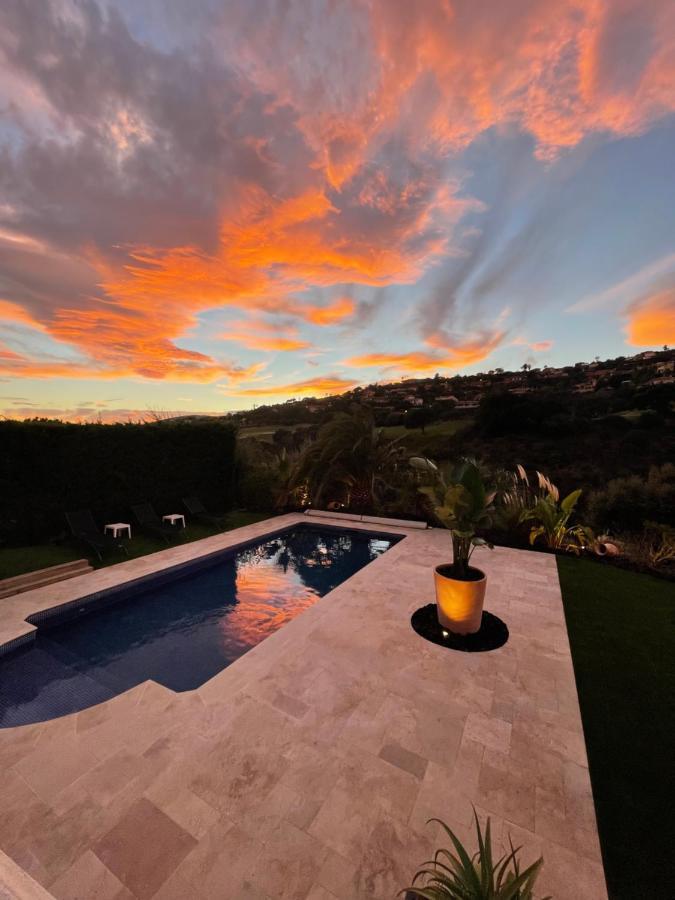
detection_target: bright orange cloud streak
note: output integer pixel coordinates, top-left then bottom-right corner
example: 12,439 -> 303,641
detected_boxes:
220,318 -> 311,352
347,329 -> 506,373
236,375 -> 357,397
625,289 -> 675,346
305,297 -> 355,325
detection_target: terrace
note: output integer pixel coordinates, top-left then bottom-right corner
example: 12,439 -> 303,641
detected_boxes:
0,513 -> 606,900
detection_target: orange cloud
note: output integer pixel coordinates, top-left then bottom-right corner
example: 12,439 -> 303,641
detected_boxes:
530,340 -> 554,352
236,375 -> 357,397
625,289 -> 675,346
347,329 -> 505,374
0,342 -> 23,361
305,297 -> 355,325
220,317 -> 311,352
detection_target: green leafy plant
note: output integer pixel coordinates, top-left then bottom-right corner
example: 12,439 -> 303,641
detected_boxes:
291,405 -> 403,511
493,464 -> 539,536
404,812 -> 549,899
521,473 -> 592,553
410,457 -> 495,579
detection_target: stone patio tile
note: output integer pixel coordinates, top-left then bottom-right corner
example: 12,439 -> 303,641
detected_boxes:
534,787 -> 603,863
93,797 -> 197,898
372,691 -> 466,770
309,784 -> 390,863
279,740 -> 346,805
48,849 -> 131,900
14,732 -> 100,805
510,715 -> 588,767
0,721 -> 42,770
157,788 -> 222,840
337,690 -> 389,754
315,850 -> 358,900
53,750 -> 143,812
350,814 -> 433,900
378,741 -> 428,780
305,885 -> 339,900
408,760 -> 474,836
537,838 -> 608,900
476,755 -> 536,831
333,742 -> 423,823
271,690 -> 309,719
248,821 -> 328,900
168,821 -> 261,898
463,711 -> 512,754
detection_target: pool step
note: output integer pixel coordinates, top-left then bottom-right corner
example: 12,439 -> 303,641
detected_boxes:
0,559 -> 93,599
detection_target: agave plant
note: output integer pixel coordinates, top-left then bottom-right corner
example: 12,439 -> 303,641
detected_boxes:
521,478 -> 593,553
410,457 -> 496,579
404,812 -> 550,900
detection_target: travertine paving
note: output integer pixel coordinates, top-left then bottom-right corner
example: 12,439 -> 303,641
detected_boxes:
0,514 -> 607,899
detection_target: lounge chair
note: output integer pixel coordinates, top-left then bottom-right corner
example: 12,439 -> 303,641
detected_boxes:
131,502 -> 178,544
182,495 -> 229,528
65,510 -> 128,562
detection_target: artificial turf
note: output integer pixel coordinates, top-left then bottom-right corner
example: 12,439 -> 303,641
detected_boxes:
557,556 -> 675,900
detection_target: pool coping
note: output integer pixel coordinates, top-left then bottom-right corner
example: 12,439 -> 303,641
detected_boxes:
0,513 -> 412,658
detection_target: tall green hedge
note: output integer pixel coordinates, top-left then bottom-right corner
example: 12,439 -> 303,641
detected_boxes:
0,420 -> 238,543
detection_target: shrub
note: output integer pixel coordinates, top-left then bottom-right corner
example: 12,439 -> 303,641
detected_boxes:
0,419 -> 237,543
587,464 -> 675,533
628,522 -> 675,570
236,466 -> 279,512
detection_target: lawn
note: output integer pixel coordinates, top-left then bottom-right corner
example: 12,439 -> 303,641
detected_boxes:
557,556 -> 675,900
239,423 -> 312,441
380,419 -> 471,440
0,510 -> 271,580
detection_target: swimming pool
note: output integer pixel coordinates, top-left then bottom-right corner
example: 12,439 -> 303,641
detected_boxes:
0,524 -> 399,728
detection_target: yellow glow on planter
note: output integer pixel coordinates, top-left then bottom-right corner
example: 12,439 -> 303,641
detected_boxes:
433,566 -> 486,635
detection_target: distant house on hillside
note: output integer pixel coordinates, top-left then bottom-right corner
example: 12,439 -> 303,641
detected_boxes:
574,380 -> 597,393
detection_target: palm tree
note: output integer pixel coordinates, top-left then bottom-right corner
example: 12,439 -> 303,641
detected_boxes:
290,405 -> 402,511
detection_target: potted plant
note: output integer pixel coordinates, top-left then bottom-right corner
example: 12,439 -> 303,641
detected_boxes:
411,457 -> 495,635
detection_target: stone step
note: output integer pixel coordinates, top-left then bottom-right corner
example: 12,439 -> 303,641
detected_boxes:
0,559 -> 93,599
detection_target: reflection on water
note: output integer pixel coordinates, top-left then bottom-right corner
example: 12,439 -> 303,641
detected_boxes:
0,527 -> 394,727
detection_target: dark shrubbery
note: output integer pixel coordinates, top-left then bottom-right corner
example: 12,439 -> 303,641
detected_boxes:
0,419 -> 237,543
236,467 -> 279,512
587,464 -> 675,533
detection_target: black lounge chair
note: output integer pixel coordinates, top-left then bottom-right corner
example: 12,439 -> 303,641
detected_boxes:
131,502 -> 177,544
65,510 -> 128,561
183,495 -> 229,528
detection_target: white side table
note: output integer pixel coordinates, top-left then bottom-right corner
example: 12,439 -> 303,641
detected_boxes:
105,523 -> 131,539
162,514 -> 186,529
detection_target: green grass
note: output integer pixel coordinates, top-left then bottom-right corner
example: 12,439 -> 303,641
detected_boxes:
0,544 -> 84,579
0,510 -> 271,581
239,423 -> 312,440
557,556 -> 675,900
380,419 -> 471,440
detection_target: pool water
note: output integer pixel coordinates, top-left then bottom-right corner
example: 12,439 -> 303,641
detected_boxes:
0,525 -> 397,728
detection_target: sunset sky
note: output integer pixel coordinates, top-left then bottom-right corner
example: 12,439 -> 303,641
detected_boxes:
1,0 -> 674,421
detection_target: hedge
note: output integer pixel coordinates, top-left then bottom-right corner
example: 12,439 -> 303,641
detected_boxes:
0,420 -> 238,543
